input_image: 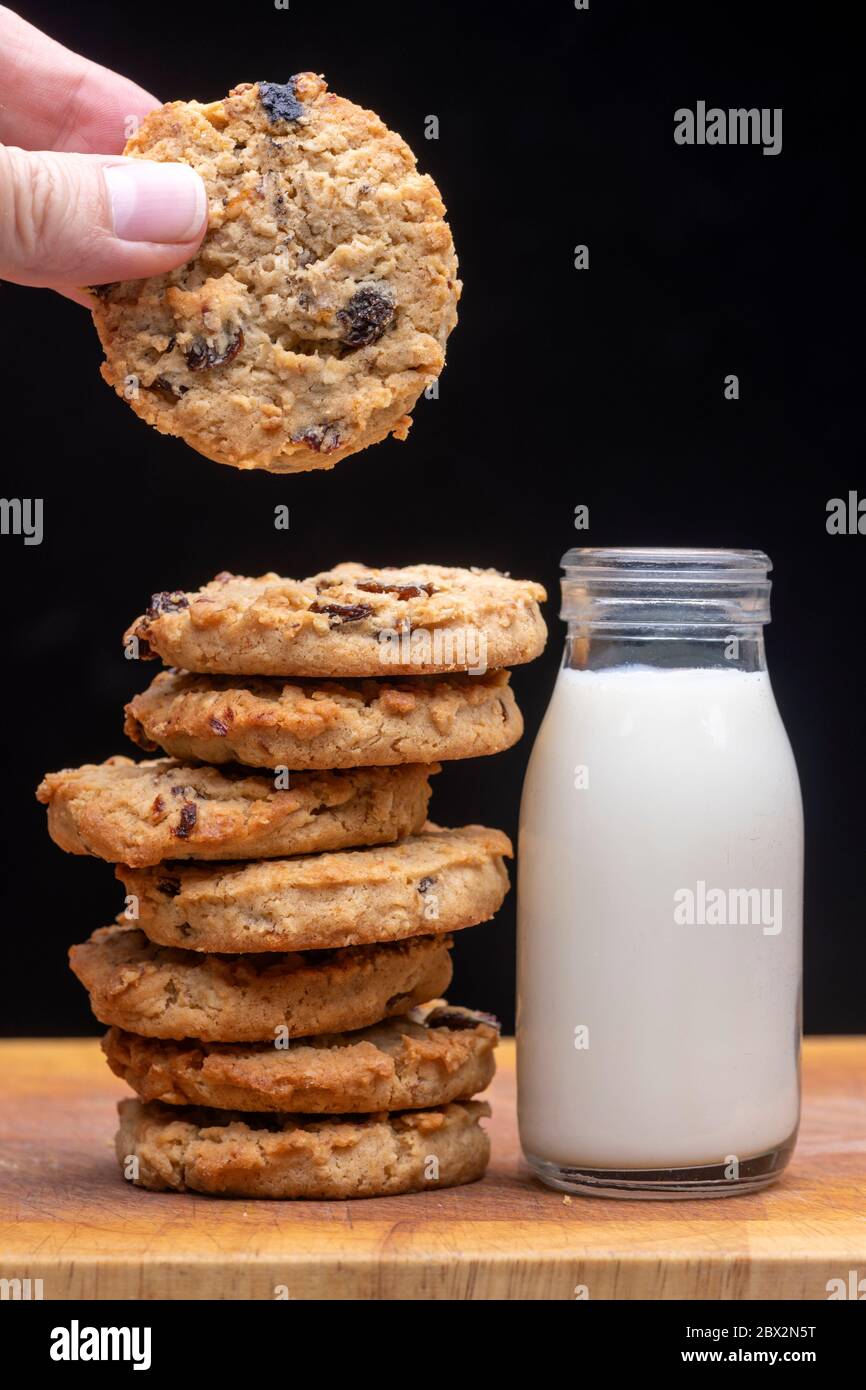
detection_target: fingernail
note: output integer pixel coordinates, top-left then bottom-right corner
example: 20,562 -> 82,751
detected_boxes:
104,161 -> 207,244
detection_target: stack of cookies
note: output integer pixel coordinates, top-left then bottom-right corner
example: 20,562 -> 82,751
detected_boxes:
39,563 -> 546,1200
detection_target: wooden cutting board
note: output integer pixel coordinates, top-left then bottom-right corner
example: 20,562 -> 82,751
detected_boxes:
1,1036 -> 864,1300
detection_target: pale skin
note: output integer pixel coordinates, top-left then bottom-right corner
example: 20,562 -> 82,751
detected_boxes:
0,6 -> 207,305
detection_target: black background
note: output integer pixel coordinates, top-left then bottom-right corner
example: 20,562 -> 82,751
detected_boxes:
0,0 -> 860,1035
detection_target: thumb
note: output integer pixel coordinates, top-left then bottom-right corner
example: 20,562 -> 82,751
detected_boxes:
0,146 -> 207,292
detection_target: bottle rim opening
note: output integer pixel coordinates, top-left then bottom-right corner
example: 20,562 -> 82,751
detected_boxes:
561,546 -> 771,577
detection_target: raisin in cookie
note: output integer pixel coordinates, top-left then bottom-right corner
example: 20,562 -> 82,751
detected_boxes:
125,669 -> 522,769
69,923 -> 452,1041
126,565 -> 547,676
117,825 -> 511,952
115,1097 -> 490,1199
37,756 -> 434,867
103,1003 -> 498,1113
91,75 -> 459,472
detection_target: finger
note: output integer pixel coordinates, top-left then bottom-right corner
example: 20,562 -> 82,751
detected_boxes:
57,286 -> 100,308
0,6 -> 158,153
0,146 -> 207,289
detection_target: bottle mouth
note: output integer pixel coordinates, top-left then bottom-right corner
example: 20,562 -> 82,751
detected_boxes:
560,547 -> 772,628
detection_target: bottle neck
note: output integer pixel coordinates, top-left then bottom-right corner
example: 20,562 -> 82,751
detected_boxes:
563,626 -> 768,673
559,547 -> 773,674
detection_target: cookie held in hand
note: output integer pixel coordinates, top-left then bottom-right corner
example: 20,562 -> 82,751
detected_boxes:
92,75 -> 460,472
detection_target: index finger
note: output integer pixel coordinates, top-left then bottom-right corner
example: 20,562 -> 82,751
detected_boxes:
0,6 -> 159,153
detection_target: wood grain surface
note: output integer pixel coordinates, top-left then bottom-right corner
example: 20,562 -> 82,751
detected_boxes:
0,1036 -> 863,1300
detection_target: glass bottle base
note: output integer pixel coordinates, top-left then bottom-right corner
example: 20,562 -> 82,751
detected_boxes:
525,1132 -> 797,1200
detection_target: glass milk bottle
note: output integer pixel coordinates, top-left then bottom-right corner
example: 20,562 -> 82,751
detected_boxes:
517,548 -> 803,1197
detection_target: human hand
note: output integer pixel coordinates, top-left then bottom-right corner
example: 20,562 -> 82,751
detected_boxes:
0,6 -> 207,304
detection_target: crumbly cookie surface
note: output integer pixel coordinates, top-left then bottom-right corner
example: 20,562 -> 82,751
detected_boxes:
103,1002 -> 498,1112
126,564 -> 547,676
92,75 -> 460,472
115,1097 -> 490,1198
37,756 -> 434,866
118,824 -> 512,952
125,668 -> 523,769
69,923 -> 453,1041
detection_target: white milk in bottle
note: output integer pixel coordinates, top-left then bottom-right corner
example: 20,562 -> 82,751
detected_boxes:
517,549 -> 803,1197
